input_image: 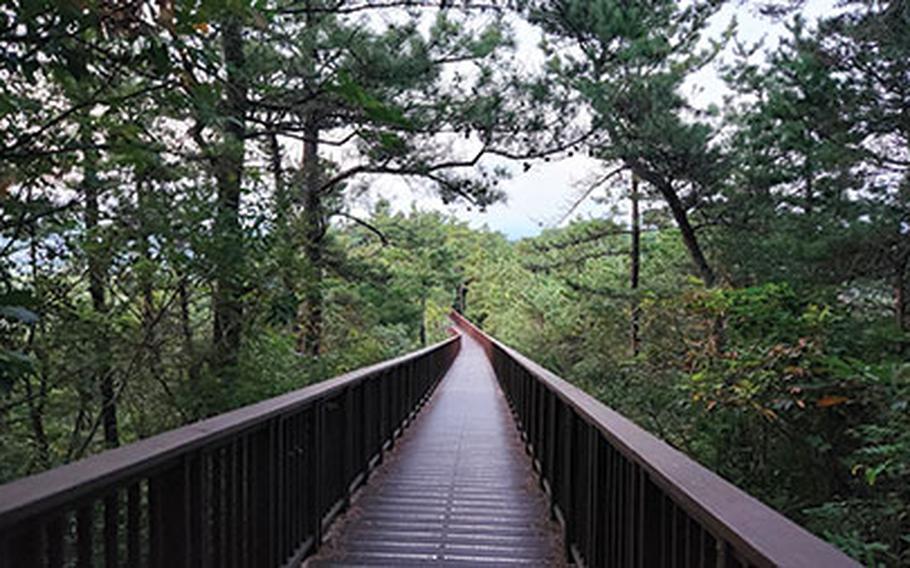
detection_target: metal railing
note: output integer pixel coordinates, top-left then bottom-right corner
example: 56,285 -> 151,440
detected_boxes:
452,313 -> 859,568
0,334 -> 460,568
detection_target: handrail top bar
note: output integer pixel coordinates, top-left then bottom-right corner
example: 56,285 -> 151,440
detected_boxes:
451,313 -> 858,568
0,334 -> 460,531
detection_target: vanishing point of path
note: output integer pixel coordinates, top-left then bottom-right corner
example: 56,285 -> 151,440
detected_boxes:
308,328 -> 566,567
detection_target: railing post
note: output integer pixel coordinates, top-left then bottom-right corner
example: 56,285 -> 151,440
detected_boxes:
150,460 -> 190,568
103,492 -> 119,568
640,472 -> 662,568
76,505 -> 93,568
48,515 -> 65,568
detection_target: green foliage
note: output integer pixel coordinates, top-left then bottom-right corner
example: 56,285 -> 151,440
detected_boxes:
2,1 -> 909,564
455,209 -> 909,565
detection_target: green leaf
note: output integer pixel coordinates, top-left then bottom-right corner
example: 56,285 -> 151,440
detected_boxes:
332,72 -> 412,128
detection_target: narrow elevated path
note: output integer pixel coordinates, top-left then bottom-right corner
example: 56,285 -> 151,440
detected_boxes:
308,329 -> 565,566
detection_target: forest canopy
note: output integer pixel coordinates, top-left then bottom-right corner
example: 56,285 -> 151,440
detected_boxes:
1,0 -> 908,565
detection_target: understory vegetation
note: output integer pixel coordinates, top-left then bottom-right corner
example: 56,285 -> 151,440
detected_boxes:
1,0 -> 908,564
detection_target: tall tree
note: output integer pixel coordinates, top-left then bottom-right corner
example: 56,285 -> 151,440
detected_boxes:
207,10 -> 249,378
81,136 -> 119,448
252,3 -> 554,354
525,0 -> 728,286
629,173 -> 641,356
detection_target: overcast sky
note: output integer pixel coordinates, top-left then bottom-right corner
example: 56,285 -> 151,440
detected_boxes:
349,0 -> 836,240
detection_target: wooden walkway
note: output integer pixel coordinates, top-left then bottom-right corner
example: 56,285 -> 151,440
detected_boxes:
308,329 -> 565,566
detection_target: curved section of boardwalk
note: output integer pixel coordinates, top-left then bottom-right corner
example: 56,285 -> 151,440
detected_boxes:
308,329 -> 565,567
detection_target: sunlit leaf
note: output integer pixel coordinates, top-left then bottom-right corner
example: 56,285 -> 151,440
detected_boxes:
817,395 -> 849,408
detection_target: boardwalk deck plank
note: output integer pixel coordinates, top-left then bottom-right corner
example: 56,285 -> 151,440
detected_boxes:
307,330 -> 565,567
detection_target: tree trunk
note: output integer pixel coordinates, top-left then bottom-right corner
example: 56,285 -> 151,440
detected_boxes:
211,15 -> 247,378
628,161 -> 723,352
896,255 -> 908,332
455,282 -> 468,314
298,113 -> 324,356
629,173 -> 641,356
23,375 -> 50,469
83,145 -> 119,449
269,132 -> 284,201
26,232 -> 50,469
630,163 -> 716,287
419,294 -> 427,346
803,160 -> 814,216
178,275 -> 203,417
269,131 -> 299,331
136,180 -> 164,387
658,183 -> 715,287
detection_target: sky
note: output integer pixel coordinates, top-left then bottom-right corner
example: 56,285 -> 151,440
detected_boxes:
348,0 -> 837,240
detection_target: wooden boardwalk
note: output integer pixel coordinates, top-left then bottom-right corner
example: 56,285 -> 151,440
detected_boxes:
308,329 -> 565,566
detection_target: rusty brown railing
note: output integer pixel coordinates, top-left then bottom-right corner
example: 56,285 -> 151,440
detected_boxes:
452,312 -> 858,568
0,335 -> 460,568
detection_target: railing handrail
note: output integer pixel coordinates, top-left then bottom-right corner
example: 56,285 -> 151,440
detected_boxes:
452,312 -> 858,568
0,335 -> 460,532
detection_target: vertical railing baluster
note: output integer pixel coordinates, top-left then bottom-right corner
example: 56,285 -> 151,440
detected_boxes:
562,408 -> 574,561
277,418 -> 286,563
233,438 -> 244,568
47,514 -> 65,568
243,435 -> 253,568
189,454 -> 204,568
211,449 -> 223,568
372,378 -> 382,463
103,492 -> 118,568
703,529 -> 715,566
641,473 -> 662,568
684,512 -> 692,568
588,437 -> 600,567
225,442 -> 236,568
126,483 -> 141,567
670,497 -> 678,567
384,371 -> 391,440
150,462 -> 189,568
546,389 -> 556,495
613,451 -> 628,566
250,426 -> 272,567
627,459 -> 637,567
286,417 -> 296,557
595,441 -> 607,568
613,446 -> 622,567
305,409 -> 317,549
358,384 -> 367,473
716,538 -> 727,568
343,388 -> 354,503
314,403 -> 324,549
76,504 -> 93,568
